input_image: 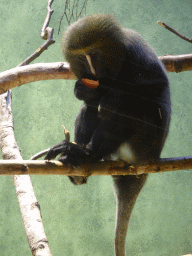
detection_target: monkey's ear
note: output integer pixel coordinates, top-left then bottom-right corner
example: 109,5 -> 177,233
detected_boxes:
81,78 -> 99,89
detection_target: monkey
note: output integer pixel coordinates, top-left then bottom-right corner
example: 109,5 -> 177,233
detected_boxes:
45,14 -> 171,256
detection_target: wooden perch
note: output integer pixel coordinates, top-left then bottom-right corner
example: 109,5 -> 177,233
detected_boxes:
0,62 -> 76,94
0,156 -> 191,176
0,53 -> 192,94
0,91 -> 52,256
159,54 -> 192,73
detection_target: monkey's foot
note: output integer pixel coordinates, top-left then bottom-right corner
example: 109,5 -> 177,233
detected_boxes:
44,140 -> 91,167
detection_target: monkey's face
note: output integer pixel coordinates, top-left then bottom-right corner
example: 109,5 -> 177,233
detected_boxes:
66,43 -> 125,80
69,49 -> 103,80
62,14 -> 125,80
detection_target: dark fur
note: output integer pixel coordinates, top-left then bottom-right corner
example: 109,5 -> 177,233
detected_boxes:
45,14 -> 171,255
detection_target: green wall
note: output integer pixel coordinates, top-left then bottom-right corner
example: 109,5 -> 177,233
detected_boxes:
0,0 -> 192,255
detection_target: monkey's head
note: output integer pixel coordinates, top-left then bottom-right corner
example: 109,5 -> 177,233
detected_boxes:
62,14 -> 125,79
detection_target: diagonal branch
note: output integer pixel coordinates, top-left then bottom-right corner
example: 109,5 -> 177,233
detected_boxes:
17,31 -> 55,67
158,21 -> 192,43
18,0 -> 55,67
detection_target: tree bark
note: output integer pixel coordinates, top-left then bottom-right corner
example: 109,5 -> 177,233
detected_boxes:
0,91 -> 52,256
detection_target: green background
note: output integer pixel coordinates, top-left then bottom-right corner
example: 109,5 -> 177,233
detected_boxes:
0,0 -> 192,255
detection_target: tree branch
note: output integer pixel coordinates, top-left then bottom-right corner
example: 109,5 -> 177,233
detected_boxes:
18,0 -> 55,67
157,21 -> 192,43
0,62 -> 76,94
58,0 -> 88,33
0,53 -> 192,94
0,92 -> 52,255
41,0 -> 54,40
17,30 -> 55,67
0,156 -> 191,176
159,53 -> 192,73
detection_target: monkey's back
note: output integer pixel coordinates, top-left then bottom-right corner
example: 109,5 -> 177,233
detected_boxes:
100,29 -> 171,163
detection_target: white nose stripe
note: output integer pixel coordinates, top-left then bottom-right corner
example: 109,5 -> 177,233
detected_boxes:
86,55 -> 96,75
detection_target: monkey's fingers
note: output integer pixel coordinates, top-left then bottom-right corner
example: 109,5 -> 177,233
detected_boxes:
81,78 -> 99,89
44,141 -> 68,160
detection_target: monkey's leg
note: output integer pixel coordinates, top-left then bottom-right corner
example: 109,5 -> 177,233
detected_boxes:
74,102 -> 99,145
113,174 -> 148,256
70,102 -> 99,185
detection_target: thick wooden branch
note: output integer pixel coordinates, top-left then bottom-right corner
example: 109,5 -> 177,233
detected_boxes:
0,156 -> 191,176
159,54 -> 192,73
0,53 -> 192,94
0,62 -> 76,94
0,92 -> 52,256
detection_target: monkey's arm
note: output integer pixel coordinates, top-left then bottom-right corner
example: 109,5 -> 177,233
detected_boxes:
74,102 -> 99,145
45,100 -> 126,166
45,101 -> 99,166
45,80 -> 100,164
45,130 -> 121,167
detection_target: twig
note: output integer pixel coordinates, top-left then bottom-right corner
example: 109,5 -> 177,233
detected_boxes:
58,0 -> 88,34
18,28 -> 55,67
18,0 -> 55,67
157,21 -> 192,43
62,125 -> 70,142
41,0 -> 54,40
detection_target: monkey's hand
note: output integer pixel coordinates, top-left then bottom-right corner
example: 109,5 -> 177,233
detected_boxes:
45,140 -> 91,167
74,79 -> 100,103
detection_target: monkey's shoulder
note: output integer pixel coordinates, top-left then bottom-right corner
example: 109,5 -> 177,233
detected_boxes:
122,28 -> 161,66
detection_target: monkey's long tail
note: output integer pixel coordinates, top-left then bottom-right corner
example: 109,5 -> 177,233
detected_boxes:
113,174 -> 148,256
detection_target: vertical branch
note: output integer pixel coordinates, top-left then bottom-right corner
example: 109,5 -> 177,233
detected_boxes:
41,0 -> 55,39
0,0 -> 58,254
0,92 -> 52,256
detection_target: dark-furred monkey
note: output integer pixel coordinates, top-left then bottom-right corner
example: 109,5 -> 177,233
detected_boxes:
45,14 -> 171,256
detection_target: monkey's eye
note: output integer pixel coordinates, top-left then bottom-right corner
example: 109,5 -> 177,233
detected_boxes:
76,55 -> 86,63
89,50 -> 101,61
